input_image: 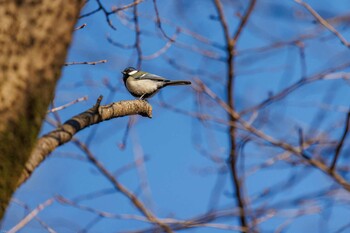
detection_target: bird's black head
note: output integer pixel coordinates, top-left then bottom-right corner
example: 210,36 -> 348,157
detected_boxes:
122,67 -> 137,75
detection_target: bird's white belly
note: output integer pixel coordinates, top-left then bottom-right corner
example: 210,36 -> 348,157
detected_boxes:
126,79 -> 160,96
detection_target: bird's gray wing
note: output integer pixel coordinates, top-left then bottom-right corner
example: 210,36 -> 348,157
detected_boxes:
136,73 -> 169,82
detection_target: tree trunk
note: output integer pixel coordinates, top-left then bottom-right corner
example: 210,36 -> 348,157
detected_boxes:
0,0 -> 83,220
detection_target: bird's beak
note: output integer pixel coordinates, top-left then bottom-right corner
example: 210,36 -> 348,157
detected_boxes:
121,71 -> 126,74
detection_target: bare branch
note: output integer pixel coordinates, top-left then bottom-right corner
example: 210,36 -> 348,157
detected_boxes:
213,0 -> 257,231
232,0 -> 257,43
72,139 -> 173,233
64,59 -> 107,66
152,0 -> 175,42
214,0 -> 246,229
240,62 -> 350,115
47,96 -> 88,113
8,198 -> 54,233
142,30 -> 179,60
79,0 -> 144,30
79,5 -> 102,18
56,195 -> 149,222
295,0 -> 350,48
110,0 -> 144,14
331,110 -> 350,170
107,34 -> 135,49
83,0 -> 115,29
196,78 -> 350,192
74,23 -> 87,31
133,1 -> 142,69
118,115 -> 137,149
18,97 -> 152,186
128,208 -> 247,233
213,0 -> 231,46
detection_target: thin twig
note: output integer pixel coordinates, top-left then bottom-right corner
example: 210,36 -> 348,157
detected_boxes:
107,34 -> 135,49
152,0 -> 175,42
10,199 -> 57,233
47,96 -> 88,113
240,62 -> 350,115
196,78 -> 350,192
129,208 -> 247,233
118,116 -> 137,150
72,139 -> 174,233
114,155 -> 150,177
110,0 -> 144,14
79,6 -> 101,18
8,199 -> 54,233
298,127 -> 304,153
142,29 -> 179,60
79,0 -> 144,29
213,0 -> 257,231
80,0 -> 116,29
296,41 -> 307,78
57,195 -> 149,222
213,0 -> 231,45
330,110 -> 350,170
213,1 -> 247,229
131,133 -> 155,210
64,59 -> 107,66
232,0 -> 257,43
133,1 -> 142,69
295,0 -> 350,48
96,0 -> 116,30
74,23 -> 87,31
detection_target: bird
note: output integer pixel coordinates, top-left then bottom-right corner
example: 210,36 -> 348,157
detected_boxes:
122,67 -> 191,99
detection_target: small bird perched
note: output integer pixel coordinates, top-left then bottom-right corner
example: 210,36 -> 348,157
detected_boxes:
122,67 -> 191,99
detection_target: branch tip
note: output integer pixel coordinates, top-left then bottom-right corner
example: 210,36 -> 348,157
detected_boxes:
94,95 -> 103,108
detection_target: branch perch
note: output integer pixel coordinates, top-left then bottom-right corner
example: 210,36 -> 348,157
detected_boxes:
18,97 -> 152,186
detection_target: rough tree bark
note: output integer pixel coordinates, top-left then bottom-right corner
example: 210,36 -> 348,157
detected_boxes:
19,98 -> 153,187
0,0 -> 83,219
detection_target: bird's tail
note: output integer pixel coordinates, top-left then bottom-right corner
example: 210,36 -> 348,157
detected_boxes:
164,80 -> 191,86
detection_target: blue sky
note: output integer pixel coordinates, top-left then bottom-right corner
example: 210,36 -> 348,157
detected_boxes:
3,0 -> 350,232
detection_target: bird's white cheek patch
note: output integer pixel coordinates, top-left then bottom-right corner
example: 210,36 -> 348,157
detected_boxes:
128,70 -> 138,75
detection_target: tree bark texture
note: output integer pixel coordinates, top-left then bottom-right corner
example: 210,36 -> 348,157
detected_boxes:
19,99 -> 152,187
0,0 -> 83,219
